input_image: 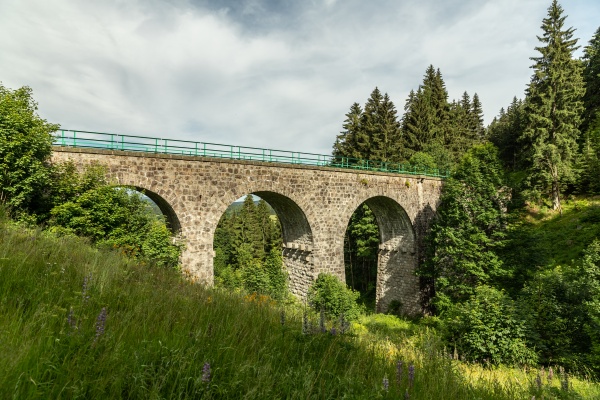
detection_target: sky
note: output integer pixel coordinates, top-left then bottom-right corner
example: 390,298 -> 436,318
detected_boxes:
1,0 -> 599,155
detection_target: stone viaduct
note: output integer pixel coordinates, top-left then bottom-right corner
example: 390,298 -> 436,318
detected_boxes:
51,146 -> 443,315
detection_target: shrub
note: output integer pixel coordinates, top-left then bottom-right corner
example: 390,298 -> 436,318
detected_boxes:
307,273 -> 362,321
443,285 -> 537,365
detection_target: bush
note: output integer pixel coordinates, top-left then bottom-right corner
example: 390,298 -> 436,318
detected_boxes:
307,273 -> 362,321
0,84 -> 58,220
443,285 -> 537,365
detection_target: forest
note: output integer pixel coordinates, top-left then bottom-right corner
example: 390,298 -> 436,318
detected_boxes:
1,0 -> 600,391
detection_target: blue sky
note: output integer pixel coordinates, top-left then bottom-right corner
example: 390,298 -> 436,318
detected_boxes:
1,0 -> 599,155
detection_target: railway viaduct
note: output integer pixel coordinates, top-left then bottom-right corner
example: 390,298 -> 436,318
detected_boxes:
51,140 -> 443,315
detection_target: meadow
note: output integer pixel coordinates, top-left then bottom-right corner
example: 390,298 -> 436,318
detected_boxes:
1,208 -> 599,399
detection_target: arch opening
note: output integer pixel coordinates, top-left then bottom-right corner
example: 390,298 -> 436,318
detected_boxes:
132,186 -> 181,234
344,196 -> 417,314
212,191 -> 314,299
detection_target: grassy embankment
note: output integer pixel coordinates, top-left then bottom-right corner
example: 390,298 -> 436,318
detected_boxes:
1,207 -> 599,399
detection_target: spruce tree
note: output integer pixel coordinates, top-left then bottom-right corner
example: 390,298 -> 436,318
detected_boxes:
521,0 -> 585,212
333,102 -> 363,160
471,93 -> 485,139
370,93 -> 402,163
582,27 -> 600,135
488,97 -> 527,171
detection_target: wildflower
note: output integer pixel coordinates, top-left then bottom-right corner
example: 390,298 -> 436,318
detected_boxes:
408,364 -> 415,387
535,373 -> 542,390
280,310 -> 285,327
67,307 -> 77,331
396,360 -> 403,385
548,366 -> 554,382
202,362 -> 211,383
82,273 -> 92,303
330,327 -> 336,336
559,366 -> 569,392
94,307 -> 107,342
382,375 -> 389,392
404,389 -> 410,399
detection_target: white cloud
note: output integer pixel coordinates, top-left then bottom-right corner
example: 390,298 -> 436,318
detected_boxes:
1,0 -> 599,154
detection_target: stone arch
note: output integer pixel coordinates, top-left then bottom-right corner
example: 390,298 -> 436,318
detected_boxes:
212,190 -> 315,299
130,186 -> 182,234
252,191 -> 314,298
347,196 -> 419,315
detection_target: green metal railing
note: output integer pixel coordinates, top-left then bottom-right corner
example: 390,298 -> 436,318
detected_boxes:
53,130 -> 449,178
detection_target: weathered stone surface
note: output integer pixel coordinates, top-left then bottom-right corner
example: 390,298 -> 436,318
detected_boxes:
51,147 -> 442,315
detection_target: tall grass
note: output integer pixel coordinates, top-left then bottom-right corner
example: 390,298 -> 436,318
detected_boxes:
0,213 -> 598,399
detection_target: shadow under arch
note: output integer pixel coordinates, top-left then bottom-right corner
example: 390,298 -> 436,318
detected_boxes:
252,191 -> 314,298
129,186 -> 182,234
356,196 -> 418,314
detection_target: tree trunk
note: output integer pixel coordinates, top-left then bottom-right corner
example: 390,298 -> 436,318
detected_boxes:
552,179 -> 562,215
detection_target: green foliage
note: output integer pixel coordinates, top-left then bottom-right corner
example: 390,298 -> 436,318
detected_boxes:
444,285 -> 537,365
308,273 -> 362,321
423,143 -> 509,310
409,152 -> 437,170
49,179 -> 182,268
8,217 -> 597,399
520,0 -> 585,211
518,240 -> 600,372
344,204 -> 379,309
488,97 -> 528,172
581,26 -> 600,135
0,83 -> 58,220
213,195 -> 287,300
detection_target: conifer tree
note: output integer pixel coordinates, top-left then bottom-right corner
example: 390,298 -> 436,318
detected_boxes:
521,0 -> 585,212
488,97 -> 527,171
582,27 -> 600,135
370,93 -> 402,163
333,102 -> 363,160
471,93 -> 485,139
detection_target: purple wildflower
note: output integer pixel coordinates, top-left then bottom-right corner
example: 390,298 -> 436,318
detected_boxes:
382,375 -> 389,392
67,307 -> 77,331
280,310 -> 285,327
202,362 -> 211,383
330,327 -> 337,336
396,360 -> 403,384
94,307 -> 107,342
408,364 -> 415,387
535,374 -> 542,390
82,274 -> 92,303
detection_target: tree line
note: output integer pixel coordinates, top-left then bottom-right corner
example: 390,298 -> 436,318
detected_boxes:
341,0 -> 600,373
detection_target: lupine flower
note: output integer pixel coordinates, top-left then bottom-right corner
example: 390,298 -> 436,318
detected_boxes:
94,307 -> 107,342
408,364 -> 415,387
67,307 -> 77,331
339,313 -> 350,334
535,374 -> 542,390
82,274 -> 92,303
382,375 -> 389,392
548,367 -> 554,382
330,327 -> 337,336
559,366 -> 569,392
404,389 -> 410,399
396,360 -> 403,384
202,362 -> 211,383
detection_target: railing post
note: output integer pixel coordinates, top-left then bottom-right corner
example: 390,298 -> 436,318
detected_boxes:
73,131 -> 77,147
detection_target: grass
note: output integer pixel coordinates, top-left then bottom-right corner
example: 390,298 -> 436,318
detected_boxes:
1,211 -> 599,399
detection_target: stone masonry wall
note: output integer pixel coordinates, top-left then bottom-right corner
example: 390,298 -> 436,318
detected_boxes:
51,147 -> 442,315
